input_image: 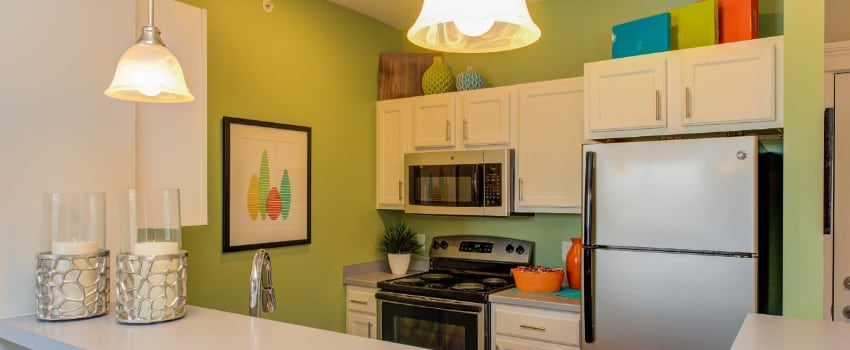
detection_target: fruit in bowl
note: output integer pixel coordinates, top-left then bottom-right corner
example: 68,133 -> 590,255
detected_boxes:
511,266 -> 565,293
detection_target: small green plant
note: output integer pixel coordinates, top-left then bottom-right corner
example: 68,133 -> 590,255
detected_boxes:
379,222 -> 423,255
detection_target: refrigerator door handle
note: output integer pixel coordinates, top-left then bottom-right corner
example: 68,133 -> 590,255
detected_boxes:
582,150 -> 596,343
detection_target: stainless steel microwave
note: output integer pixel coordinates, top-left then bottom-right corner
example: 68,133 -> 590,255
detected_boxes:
404,149 -> 514,217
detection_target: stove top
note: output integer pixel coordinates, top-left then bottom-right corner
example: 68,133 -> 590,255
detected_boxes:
378,235 -> 534,303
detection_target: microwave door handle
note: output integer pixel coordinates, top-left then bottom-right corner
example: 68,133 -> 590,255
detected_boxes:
472,165 -> 480,204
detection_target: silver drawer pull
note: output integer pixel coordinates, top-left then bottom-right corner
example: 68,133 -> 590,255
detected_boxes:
519,324 -> 546,331
349,300 -> 368,305
655,89 -> 661,121
398,180 -> 403,201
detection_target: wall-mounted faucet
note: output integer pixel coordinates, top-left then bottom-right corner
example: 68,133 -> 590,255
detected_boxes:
249,249 -> 276,318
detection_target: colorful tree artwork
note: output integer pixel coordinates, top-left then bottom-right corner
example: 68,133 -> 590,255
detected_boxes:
246,150 -> 292,221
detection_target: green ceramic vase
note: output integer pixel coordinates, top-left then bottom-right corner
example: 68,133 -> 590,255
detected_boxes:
422,57 -> 454,95
456,66 -> 486,91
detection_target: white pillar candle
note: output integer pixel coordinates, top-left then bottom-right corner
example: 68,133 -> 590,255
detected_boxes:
133,242 -> 179,256
52,241 -> 98,255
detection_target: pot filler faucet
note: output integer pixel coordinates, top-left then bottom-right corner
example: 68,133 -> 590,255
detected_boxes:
249,249 -> 276,318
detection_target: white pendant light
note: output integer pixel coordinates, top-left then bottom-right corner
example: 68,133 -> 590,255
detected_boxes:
407,0 -> 541,54
105,0 -> 194,103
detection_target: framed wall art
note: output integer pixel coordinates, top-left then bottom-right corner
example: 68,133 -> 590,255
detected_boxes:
223,116 -> 311,252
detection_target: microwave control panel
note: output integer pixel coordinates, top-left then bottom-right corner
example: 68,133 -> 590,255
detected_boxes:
483,163 -> 502,206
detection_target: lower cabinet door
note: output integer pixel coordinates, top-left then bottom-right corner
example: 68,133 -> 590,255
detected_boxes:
346,311 -> 377,339
493,336 -> 579,350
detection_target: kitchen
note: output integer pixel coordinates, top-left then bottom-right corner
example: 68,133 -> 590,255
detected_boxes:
0,0 -> 835,349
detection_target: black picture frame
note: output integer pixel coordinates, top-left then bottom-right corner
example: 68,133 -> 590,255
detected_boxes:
222,116 -> 311,252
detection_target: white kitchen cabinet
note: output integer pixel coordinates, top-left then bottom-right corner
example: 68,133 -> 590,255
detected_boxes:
412,93 -> 456,149
491,303 -> 580,350
457,86 -> 513,147
345,286 -> 378,339
585,35 -> 783,140
136,0 -> 208,226
376,99 -> 410,209
514,78 -> 585,214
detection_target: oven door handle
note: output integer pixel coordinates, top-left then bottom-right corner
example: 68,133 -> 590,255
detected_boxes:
375,291 -> 484,313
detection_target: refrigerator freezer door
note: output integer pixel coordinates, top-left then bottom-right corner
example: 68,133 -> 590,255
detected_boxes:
581,248 -> 756,350
584,136 -> 757,253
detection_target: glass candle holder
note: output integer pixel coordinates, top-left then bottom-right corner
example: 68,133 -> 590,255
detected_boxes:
36,192 -> 109,320
115,189 -> 187,324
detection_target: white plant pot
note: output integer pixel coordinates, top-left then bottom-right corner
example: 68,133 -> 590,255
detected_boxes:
387,253 -> 411,275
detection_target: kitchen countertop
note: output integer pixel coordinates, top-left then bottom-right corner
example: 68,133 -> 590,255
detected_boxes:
731,313 -> 850,350
342,260 -> 428,288
0,305 -> 424,350
490,288 -> 581,313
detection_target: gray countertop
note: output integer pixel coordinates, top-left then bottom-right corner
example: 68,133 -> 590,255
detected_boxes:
342,260 -> 429,288
490,289 -> 581,313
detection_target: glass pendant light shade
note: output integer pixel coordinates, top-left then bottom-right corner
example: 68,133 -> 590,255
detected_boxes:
104,0 -> 194,103
407,0 -> 541,53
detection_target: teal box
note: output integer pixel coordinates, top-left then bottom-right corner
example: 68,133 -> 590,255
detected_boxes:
612,13 -> 671,59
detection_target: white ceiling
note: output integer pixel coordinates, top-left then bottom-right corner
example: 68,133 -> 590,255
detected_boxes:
327,0 -> 543,31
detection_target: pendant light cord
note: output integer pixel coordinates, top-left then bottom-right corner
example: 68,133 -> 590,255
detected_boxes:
148,0 -> 154,27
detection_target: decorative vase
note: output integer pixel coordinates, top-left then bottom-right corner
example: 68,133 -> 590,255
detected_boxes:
456,66 -> 486,91
388,253 -> 411,275
422,57 -> 454,95
566,237 -> 582,289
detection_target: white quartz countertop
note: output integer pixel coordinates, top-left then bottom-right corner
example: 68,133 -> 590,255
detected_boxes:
731,313 -> 850,350
0,306 -> 424,350
490,288 -> 581,313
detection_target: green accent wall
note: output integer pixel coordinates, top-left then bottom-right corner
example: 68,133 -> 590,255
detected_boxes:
177,0 -> 824,334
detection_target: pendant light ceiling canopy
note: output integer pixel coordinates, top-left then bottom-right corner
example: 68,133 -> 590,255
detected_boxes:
407,0 -> 541,54
105,0 -> 194,103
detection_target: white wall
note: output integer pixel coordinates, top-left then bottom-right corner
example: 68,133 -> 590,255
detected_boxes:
0,0 -> 135,317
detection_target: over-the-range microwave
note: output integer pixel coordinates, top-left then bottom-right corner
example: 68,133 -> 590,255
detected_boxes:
403,149 -> 514,217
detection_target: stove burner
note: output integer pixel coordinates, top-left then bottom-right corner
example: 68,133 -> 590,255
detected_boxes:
394,277 -> 425,286
482,278 -> 507,286
451,282 -> 486,291
425,283 -> 449,289
420,273 -> 452,281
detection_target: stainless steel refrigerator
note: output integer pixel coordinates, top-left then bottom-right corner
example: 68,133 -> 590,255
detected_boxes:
580,136 -> 775,350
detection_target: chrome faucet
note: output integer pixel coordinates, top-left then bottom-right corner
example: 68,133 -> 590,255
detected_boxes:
249,249 -> 276,318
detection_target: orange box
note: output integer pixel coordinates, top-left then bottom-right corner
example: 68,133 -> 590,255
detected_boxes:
512,268 -> 565,293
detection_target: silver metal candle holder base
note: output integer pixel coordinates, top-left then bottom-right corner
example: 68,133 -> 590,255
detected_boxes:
115,251 -> 188,324
36,250 -> 110,321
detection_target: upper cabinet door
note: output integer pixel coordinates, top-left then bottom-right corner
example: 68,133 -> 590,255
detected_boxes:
458,87 -> 511,147
412,93 -> 455,149
585,56 -> 667,133
376,100 -> 408,209
680,44 -> 776,126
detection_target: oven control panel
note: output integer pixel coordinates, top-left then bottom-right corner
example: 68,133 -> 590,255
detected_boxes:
429,235 -> 534,264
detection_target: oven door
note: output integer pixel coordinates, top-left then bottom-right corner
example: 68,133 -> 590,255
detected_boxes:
377,291 -> 486,350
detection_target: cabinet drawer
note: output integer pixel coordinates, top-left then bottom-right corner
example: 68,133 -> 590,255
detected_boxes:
493,304 -> 579,346
345,286 -> 377,314
494,335 -> 579,350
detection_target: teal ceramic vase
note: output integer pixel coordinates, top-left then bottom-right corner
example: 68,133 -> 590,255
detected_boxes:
456,66 -> 486,91
422,57 -> 454,95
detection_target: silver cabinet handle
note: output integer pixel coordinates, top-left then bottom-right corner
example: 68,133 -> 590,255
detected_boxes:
446,120 -> 452,141
519,178 -> 525,202
398,181 -> 403,201
463,118 -> 469,142
349,300 -> 368,305
368,321 -> 373,338
685,87 -> 692,119
519,324 -> 546,331
655,89 -> 661,121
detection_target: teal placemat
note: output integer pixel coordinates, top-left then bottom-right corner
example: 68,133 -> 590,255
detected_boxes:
512,287 -> 581,298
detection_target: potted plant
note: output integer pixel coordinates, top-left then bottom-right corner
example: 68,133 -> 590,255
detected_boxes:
379,222 -> 423,275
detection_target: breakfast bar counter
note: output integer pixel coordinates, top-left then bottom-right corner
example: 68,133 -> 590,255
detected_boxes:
0,305 -> 423,350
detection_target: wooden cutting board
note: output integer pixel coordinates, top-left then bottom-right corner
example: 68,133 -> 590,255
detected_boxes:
378,53 -> 440,100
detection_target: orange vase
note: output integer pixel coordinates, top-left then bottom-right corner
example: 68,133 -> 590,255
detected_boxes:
566,237 -> 582,289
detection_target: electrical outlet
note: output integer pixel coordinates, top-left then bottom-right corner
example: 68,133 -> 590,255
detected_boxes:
416,234 -> 426,246
562,241 -> 569,261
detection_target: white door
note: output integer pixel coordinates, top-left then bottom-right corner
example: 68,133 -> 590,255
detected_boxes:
585,56 -> 667,133
458,87 -> 511,146
834,72 -> 850,322
412,93 -> 455,149
515,78 -> 584,213
376,100 -> 407,209
680,44 -> 776,125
